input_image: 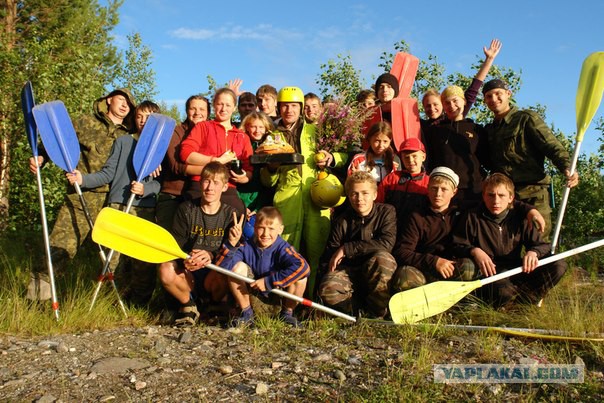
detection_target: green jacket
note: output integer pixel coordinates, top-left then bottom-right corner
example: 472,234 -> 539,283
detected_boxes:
74,91 -> 135,193
485,106 -> 571,185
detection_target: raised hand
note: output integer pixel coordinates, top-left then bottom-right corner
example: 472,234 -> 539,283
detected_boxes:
228,212 -> 245,246
484,39 -> 502,60
228,79 -> 244,97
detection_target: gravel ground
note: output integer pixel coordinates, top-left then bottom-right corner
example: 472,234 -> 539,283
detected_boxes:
2,319 -> 603,402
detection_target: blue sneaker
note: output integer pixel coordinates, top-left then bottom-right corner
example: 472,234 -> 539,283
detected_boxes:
231,307 -> 254,327
280,310 -> 301,328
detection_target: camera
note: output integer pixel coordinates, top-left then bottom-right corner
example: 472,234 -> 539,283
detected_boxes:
229,159 -> 244,175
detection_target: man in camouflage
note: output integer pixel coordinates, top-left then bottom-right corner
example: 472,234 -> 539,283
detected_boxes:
28,89 -> 136,300
482,79 -> 579,239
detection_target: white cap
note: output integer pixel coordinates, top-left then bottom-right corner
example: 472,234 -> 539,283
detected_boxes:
430,166 -> 460,188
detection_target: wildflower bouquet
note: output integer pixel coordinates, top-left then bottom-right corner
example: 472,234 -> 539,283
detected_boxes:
314,97 -> 372,153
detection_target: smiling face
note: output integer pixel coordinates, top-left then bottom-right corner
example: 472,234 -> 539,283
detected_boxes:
187,98 -> 209,125
401,150 -> 426,174
303,98 -> 322,123
213,92 -> 236,124
245,118 -> 267,141
422,94 -> 442,120
442,95 -> 466,121
483,183 -> 514,215
254,217 -> 284,248
201,176 -> 228,204
484,88 -> 512,118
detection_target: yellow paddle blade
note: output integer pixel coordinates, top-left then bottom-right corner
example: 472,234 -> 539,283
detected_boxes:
389,279 -> 482,324
92,207 -> 188,263
576,51 -> 604,140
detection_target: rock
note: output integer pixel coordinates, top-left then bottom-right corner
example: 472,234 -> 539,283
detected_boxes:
178,331 -> 192,343
347,356 -> 361,365
91,357 -> 150,374
56,342 -> 68,353
271,361 -> 285,369
255,382 -> 269,395
38,340 -> 59,349
312,353 -> 331,361
135,381 -> 147,390
334,369 -> 346,381
574,356 -> 585,367
154,339 -> 167,354
219,365 -> 233,375
35,393 -> 56,403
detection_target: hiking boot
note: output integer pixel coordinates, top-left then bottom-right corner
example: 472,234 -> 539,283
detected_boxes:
26,272 -> 52,301
174,302 -> 200,327
279,310 -> 302,328
231,307 -> 254,327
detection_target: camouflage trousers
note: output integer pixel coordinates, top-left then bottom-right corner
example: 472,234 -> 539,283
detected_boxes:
391,258 -> 478,293
36,191 -> 108,274
107,203 -> 158,306
318,250 -> 397,316
516,184 -> 552,240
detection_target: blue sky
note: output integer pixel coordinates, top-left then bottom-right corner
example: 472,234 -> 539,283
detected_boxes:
110,0 -> 604,154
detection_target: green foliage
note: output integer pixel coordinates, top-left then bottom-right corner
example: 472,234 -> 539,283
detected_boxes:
1,0 -> 124,232
316,54 -> 365,104
112,32 -> 158,103
158,101 -> 183,122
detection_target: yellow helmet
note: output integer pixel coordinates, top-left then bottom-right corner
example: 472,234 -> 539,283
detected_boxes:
310,172 -> 346,208
277,86 -> 305,107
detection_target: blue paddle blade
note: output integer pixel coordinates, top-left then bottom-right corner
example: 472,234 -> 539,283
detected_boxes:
132,113 -> 176,181
32,101 -> 80,172
21,81 -> 38,155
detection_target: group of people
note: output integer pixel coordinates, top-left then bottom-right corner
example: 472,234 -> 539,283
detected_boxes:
27,39 -> 579,327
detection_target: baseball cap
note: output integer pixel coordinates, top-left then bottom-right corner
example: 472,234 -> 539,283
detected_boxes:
399,137 -> 426,153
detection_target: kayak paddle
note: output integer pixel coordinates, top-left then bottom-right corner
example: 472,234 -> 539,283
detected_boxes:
389,238 -> 604,324
389,52 -> 419,99
21,82 -> 60,319
92,207 -> 357,322
32,100 -> 107,263
551,51 -> 604,252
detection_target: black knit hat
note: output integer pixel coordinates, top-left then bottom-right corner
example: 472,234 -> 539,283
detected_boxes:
375,73 -> 400,98
482,79 -> 509,95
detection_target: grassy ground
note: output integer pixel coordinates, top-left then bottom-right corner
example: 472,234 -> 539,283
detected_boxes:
1,234 -> 603,401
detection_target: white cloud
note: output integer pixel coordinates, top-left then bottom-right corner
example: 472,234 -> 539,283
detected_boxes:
169,24 -> 299,42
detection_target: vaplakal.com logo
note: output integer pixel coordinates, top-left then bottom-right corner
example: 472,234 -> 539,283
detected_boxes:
433,364 -> 584,384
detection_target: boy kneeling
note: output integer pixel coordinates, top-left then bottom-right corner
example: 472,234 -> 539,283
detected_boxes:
222,207 -> 310,327
318,171 -> 397,318
453,173 -> 566,308
159,162 -> 243,327
392,167 -> 478,291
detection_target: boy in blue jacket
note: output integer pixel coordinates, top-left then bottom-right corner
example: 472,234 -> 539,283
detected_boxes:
221,206 -> 310,327
67,101 -> 161,306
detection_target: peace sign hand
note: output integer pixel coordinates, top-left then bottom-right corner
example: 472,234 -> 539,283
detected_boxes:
228,212 -> 245,246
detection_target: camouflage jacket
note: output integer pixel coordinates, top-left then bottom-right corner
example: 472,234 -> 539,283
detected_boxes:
73,95 -> 134,193
484,106 -> 570,185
